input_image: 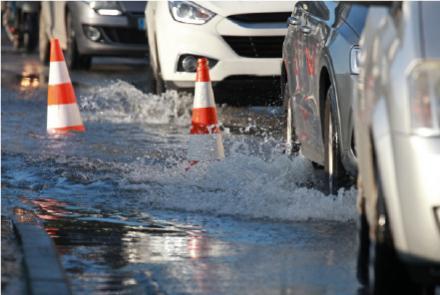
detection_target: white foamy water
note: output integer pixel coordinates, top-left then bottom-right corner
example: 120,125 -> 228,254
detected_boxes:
122,141 -> 357,222
79,80 -> 193,126
77,80 -> 358,222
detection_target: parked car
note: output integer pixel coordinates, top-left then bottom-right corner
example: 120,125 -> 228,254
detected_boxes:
146,1 -> 292,98
39,1 -> 148,69
354,2 -> 440,293
282,1 -> 368,193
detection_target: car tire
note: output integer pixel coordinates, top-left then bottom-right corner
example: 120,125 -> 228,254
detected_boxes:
374,235 -> 436,295
152,71 -> 165,95
23,13 -> 38,53
65,11 -> 91,70
148,40 -> 165,94
356,212 -> 370,286
369,157 -> 435,294
373,240 -> 415,295
39,11 -> 50,65
323,86 -> 345,194
370,173 -> 429,295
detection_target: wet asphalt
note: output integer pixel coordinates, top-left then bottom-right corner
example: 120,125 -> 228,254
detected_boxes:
1,38 -> 362,294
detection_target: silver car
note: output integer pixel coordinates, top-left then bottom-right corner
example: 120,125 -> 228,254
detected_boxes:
39,1 -> 147,69
355,2 -> 440,293
282,1 -> 368,194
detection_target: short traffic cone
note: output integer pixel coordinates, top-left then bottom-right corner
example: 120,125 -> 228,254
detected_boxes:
47,39 -> 85,134
188,58 -> 224,162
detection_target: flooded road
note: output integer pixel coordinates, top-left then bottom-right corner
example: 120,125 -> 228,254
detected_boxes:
2,41 -> 360,294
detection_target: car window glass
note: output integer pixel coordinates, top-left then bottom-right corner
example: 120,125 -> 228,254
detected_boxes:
335,3 -> 369,35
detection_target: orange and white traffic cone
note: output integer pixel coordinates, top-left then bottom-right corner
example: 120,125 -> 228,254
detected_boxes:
188,58 -> 224,162
47,39 -> 85,134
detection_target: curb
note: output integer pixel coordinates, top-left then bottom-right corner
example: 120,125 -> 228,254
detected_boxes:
12,209 -> 71,295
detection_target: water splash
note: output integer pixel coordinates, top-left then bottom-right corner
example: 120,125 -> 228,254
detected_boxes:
79,80 -> 193,126
4,77 -> 358,223
122,138 -> 357,223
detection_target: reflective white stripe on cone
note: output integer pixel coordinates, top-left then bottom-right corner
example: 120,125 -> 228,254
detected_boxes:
48,61 -> 71,85
192,82 -> 216,108
47,104 -> 83,130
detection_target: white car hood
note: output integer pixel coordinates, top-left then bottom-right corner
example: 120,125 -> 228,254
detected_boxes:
196,1 -> 294,17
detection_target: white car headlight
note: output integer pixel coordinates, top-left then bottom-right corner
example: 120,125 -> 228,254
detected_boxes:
408,61 -> 440,136
86,1 -> 122,16
168,1 -> 215,25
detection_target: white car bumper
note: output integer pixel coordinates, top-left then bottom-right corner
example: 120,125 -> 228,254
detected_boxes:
154,4 -> 287,87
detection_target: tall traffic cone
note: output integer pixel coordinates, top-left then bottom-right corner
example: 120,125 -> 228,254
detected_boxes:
47,39 -> 85,134
188,58 -> 224,162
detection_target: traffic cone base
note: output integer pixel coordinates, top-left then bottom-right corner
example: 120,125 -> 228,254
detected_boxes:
188,58 -> 224,162
188,133 -> 224,161
47,125 -> 86,134
47,39 -> 85,134
47,103 -> 84,132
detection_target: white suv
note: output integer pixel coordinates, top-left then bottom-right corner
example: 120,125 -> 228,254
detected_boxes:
146,1 -> 293,95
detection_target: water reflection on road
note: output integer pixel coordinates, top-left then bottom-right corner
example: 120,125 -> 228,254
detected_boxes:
12,194 -> 357,294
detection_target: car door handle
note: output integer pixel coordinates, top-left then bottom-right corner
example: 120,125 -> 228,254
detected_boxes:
300,25 -> 311,34
287,16 -> 300,26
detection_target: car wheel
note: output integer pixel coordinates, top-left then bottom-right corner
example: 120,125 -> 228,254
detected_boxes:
356,210 -> 370,287
149,40 -> 165,94
152,71 -> 165,94
39,11 -> 50,64
148,63 -> 165,94
373,233 -> 435,295
370,174 -> 428,294
23,13 -> 38,53
323,86 -> 345,194
373,240 -> 419,294
65,11 -> 91,70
